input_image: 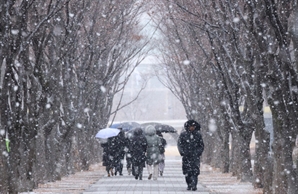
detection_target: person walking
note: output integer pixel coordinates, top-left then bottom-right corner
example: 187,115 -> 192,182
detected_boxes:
113,129 -> 126,176
144,125 -> 162,180
100,140 -> 113,177
124,132 -> 133,175
130,128 -> 147,180
177,120 -> 204,191
156,131 -> 167,176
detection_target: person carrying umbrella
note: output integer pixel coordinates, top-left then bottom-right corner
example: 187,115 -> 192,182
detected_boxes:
100,140 -> 114,177
125,132 -> 133,175
110,128 -> 126,176
177,120 -> 204,191
130,128 -> 147,180
156,130 -> 167,176
96,127 -> 122,177
144,125 -> 162,180
117,129 -> 126,175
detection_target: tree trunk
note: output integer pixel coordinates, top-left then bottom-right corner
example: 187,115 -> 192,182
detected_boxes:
230,130 -> 241,177
239,129 -> 253,182
219,106 -> 231,173
230,127 -> 253,182
0,62 -> 10,193
220,125 -> 230,173
270,98 -> 297,194
0,136 -> 9,193
271,110 -> 287,194
253,120 -> 271,190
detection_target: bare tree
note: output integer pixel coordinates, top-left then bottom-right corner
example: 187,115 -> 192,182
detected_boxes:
0,0 -> 152,192
150,0 -> 298,193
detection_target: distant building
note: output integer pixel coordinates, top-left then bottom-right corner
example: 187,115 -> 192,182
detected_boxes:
112,63 -> 186,122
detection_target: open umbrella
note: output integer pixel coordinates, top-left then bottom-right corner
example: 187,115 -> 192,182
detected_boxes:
110,122 -> 141,131
141,122 -> 177,133
95,128 -> 120,139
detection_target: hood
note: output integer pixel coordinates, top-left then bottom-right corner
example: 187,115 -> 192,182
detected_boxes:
133,128 -> 143,136
184,120 -> 200,132
144,125 -> 156,136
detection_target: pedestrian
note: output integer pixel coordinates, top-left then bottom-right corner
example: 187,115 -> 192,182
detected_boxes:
124,132 -> 133,175
177,120 -> 204,191
113,129 -> 126,176
100,140 -> 113,177
144,125 -> 162,180
156,131 -> 167,176
130,128 -> 147,180
106,136 -> 117,176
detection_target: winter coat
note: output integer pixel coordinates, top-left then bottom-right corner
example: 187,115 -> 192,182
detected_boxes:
124,134 -> 133,160
157,133 -> 167,154
117,131 -> 126,159
177,120 -> 204,175
157,133 -> 167,164
131,128 -> 147,167
101,142 -> 112,167
108,131 -> 126,167
144,125 -> 162,165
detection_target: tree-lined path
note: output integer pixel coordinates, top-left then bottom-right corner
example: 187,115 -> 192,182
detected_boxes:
2,1 -> 298,193
23,146 -> 262,194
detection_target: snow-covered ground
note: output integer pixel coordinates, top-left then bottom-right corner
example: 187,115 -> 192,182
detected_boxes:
20,145 -> 262,194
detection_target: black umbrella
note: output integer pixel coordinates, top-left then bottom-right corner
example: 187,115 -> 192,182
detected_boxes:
110,121 -> 141,131
140,122 -> 177,133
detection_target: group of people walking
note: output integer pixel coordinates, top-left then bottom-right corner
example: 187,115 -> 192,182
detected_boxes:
100,125 -> 167,180
100,129 -> 126,176
100,119 -> 204,191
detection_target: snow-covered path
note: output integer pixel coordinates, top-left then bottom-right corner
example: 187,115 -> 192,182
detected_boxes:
22,146 -> 262,194
83,157 -> 210,194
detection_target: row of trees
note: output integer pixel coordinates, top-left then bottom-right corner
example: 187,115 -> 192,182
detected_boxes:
149,1 -> 298,193
2,0 -> 298,193
0,0 -> 151,193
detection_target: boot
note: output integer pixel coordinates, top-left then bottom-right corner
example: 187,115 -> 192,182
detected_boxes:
160,171 -> 163,176
148,174 -> 152,180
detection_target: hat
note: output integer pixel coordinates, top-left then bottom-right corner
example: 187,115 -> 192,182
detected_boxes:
145,125 -> 156,135
184,120 -> 200,131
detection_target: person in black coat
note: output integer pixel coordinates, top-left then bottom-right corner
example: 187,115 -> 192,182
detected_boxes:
124,133 -> 133,175
177,120 -> 204,191
101,140 -> 113,177
131,128 -> 147,180
112,129 -> 126,176
156,131 -> 167,176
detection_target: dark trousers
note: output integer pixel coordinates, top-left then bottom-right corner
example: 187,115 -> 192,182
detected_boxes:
106,166 -> 110,173
126,157 -> 132,169
134,164 -> 144,180
185,172 -> 198,189
115,162 -> 123,174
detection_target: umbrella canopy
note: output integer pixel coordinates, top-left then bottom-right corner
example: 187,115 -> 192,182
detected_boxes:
141,122 -> 177,133
110,122 -> 141,131
95,128 -> 120,139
